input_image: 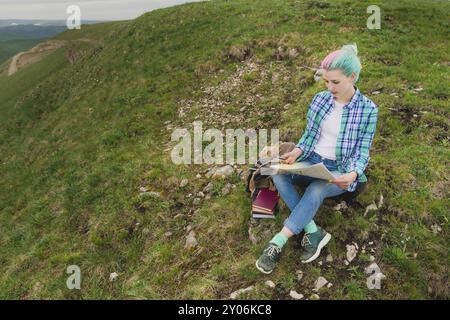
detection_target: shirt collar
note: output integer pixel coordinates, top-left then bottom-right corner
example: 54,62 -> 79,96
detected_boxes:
331,85 -> 360,109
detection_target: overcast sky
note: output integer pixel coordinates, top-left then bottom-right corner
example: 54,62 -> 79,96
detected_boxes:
0,0 -> 206,21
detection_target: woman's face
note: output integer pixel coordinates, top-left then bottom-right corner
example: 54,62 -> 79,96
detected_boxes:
322,69 -> 356,100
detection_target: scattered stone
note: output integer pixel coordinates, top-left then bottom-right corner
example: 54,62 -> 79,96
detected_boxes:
222,183 -> 232,195
196,173 -> 202,179
333,201 -> 348,211
164,231 -> 173,237
186,225 -> 193,232
212,165 -> 234,179
378,193 -> 384,208
327,282 -> 333,288
230,286 -> 254,299
296,270 -> 303,282
369,241 -> 374,246
288,48 -> 299,59
193,198 -> 201,205
197,191 -> 205,198
313,276 -> 328,292
205,194 -> 211,200
180,179 -> 188,188
240,106 -> 246,112
203,182 -> 214,193
109,272 -> 118,282
265,280 -> 276,289
369,255 -> 375,262
346,244 -> 358,263
185,231 -> 198,250
431,224 -> 442,234
364,202 -> 378,216
139,186 -> 148,192
289,290 -> 304,300
371,90 -> 381,95
326,254 -> 334,263
173,213 -> 184,219
318,261 -> 323,266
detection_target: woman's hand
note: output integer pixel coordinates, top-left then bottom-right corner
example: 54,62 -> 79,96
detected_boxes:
279,147 -> 303,164
330,172 -> 358,190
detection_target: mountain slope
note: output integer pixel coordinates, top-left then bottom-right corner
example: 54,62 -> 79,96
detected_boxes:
0,0 -> 448,299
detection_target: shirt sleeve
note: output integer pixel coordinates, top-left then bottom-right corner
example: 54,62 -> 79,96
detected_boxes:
296,94 -> 319,152
347,106 -> 379,177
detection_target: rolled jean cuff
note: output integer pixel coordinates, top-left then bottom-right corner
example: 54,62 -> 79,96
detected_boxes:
283,218 -> 302,235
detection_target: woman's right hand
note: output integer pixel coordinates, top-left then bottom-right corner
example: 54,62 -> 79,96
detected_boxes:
279,147 -> 303,164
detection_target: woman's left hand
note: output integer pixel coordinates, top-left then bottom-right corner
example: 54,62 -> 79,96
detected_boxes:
329,172 -> 357,190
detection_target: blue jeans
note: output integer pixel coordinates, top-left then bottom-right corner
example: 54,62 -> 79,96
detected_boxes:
272,151 -> 349,235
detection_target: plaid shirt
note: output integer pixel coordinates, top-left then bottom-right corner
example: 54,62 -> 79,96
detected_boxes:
296,87 -> 379,192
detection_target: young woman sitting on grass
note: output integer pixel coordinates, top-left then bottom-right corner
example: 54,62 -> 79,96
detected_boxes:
256,43 -> 379,274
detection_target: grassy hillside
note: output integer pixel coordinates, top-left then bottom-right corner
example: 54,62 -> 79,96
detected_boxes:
0,0 -> 448,299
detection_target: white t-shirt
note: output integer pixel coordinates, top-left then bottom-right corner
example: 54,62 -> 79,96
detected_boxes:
313,100 -> 346,160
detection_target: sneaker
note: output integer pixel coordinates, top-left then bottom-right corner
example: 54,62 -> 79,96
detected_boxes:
255,243 -> 282,274
300,227 -> 331,263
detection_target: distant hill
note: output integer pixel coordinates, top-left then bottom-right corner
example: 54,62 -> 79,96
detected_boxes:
0,19 -> 104,28
0,21 -> 105,64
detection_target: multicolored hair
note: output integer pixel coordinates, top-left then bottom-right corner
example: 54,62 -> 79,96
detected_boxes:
320,43 -> 362,83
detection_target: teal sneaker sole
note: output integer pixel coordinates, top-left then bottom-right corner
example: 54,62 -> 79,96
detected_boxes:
255,260 -> 274,274
301,232 -> 331,264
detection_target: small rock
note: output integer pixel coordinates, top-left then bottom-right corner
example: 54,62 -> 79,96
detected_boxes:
265,280 -> 276,289
230,286 -> 254,299
164,231 -> 173,237
326,254 -> 334,263
327,282 -> 333,288
222,183 -> 232,195
313,276 -> 328,292
185,231 -> 198,250
318,261 -> 323,266
296,270 -> 303,282
371,90 -> 381,95
203,182 -> 214,193
180,179 -> 188,187
196,173 -> 202,179
369,255 -> 375,262
364,203 -> 378,216
289,290 -> 304,300
431,224 -> 442,234
240,106 -> 246,112
309,293 -> 320,300
109,272 -> 118,282
346,244 -> 358,263
205,194 -> 211,200
197,191 -> 205,198
369,241 -> 374,246
333,201 -> 348,211
288,48 -> 299,59
378,193 -> 384,208
193,198 -> 201,205
139,186 -> 148,192
212,165 -> 234,179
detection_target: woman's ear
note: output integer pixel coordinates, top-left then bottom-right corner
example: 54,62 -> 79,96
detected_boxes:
349,72 -> 356,83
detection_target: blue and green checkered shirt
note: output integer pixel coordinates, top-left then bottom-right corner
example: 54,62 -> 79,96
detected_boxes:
296,87 -> 379,192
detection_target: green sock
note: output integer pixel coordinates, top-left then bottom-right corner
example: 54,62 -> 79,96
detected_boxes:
304,220 -> 318,234
270,233 -> 288,248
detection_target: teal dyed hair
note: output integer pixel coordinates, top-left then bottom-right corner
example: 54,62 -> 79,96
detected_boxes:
320,43 -> 362,83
